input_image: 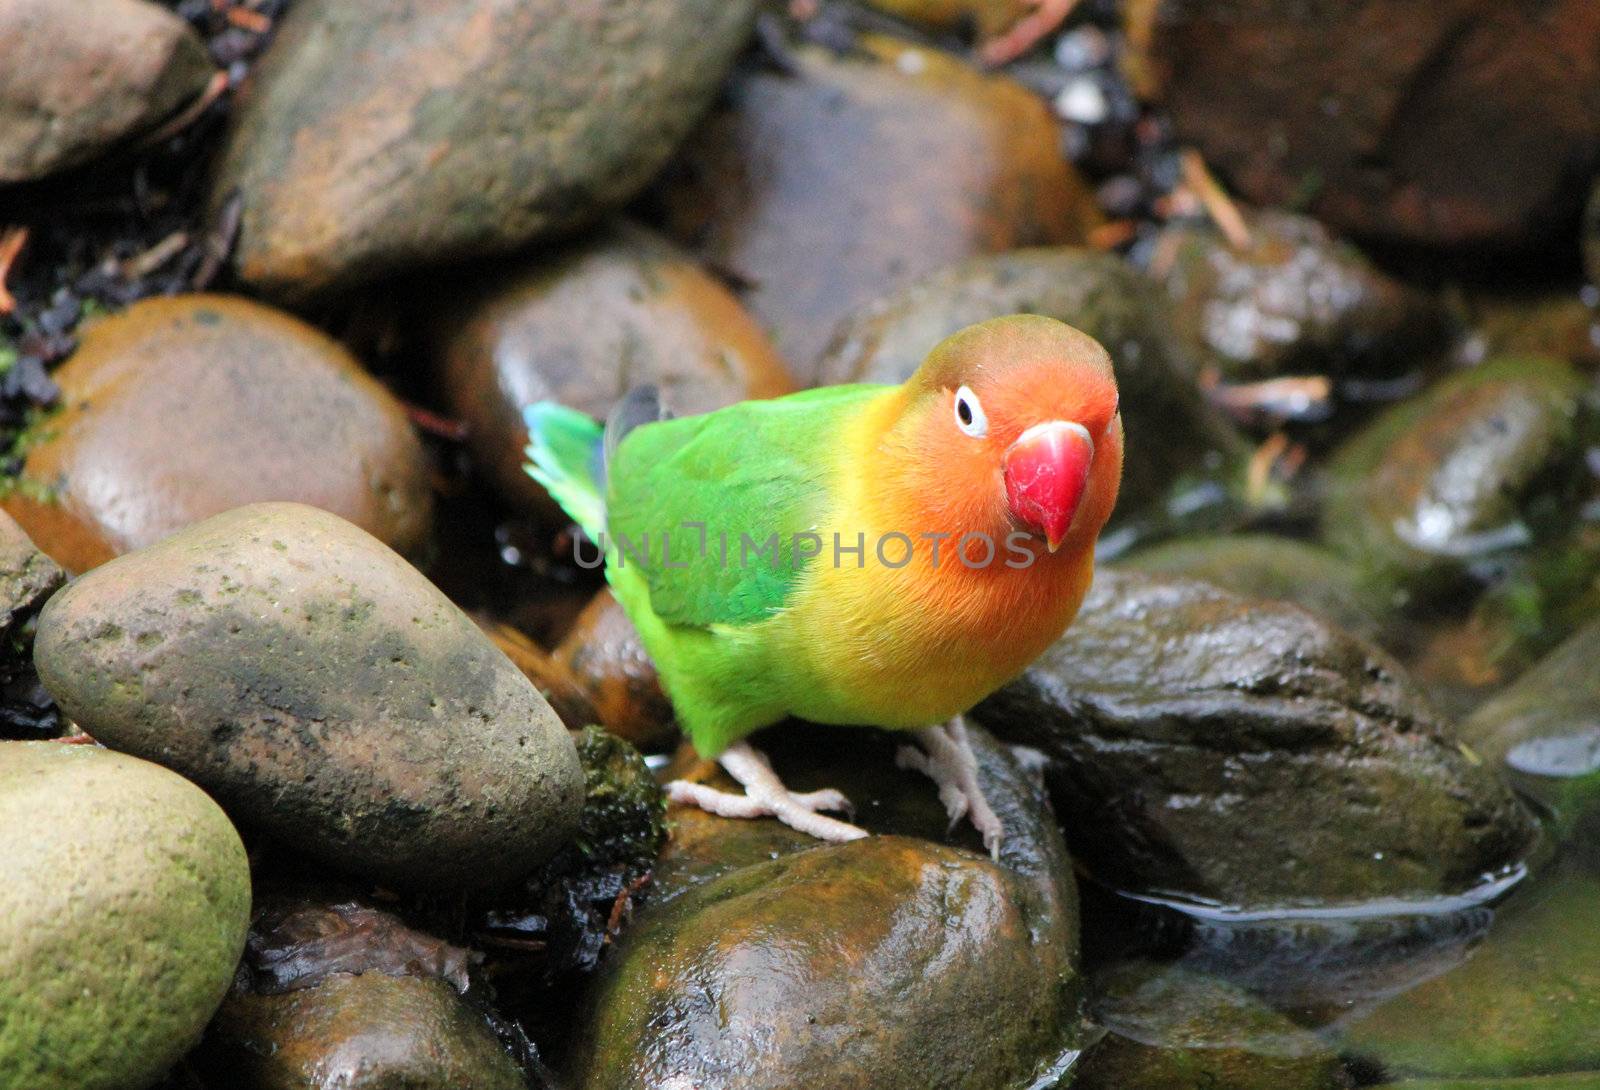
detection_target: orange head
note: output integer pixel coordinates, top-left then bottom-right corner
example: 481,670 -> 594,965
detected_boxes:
879,315 -> 1122,557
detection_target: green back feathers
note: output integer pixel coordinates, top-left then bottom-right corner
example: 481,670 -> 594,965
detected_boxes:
523,401 -> 606,541
607,385 -> 884,628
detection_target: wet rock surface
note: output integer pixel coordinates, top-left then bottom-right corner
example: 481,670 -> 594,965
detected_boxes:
569,724 -> 1084,1090
1322,356 -> 1594,603
658,32 -> 1100,378
431,222 -> 794,517
210,0 -> 757,297
1149,209 -> 1446,380
1076,960 -> 1347,1090
205,895 -> 529,1090
816,247 -> 1248,518
0,512 -> 64,738
0,0 -> 215,181
1140,0 -> 1600,252
1342,868 -> 1600,1081
3,295 -> 433,574
973,569 -> 1536,908
551,590 -> 676,752
1460,619 -> 1600,839
1119,533 -> 1390,643
33,502 -> 584,888
0,742 -> 250,1090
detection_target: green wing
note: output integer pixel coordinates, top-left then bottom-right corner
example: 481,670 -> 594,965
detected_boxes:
605,385 -> 885,628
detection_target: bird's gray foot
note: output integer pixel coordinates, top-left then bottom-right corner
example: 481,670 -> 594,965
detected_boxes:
896,716 -> 1005,859
665,741 -> 868,844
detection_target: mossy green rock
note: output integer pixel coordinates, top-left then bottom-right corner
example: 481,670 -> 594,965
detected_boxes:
973,569 -> 1535,908
33,502 -> 584,888
1119,532 -> 1389,642
1460,619 -> 1600,841
0,742 -> 250,1090
1344,870 -> 1600,1080
1076,961 -> 1346,1090
1377,1076 -> 1600,1089
817,247 -> 1248,520
1322,356 -> 1593,603
211,0 -> 757,296
570,725 -> 1083,1089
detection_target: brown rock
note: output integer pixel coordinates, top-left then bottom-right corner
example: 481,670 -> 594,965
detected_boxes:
1140,0 -> 1600,252
4,295 -> 432,574
552,589 -> 676,752
570,725 -> 1084,1090
483,619 -> 600,732
210,0 -> 757,296
658,32 -> 1100,379
0,0 -> 214,180
431,222 -> 794,517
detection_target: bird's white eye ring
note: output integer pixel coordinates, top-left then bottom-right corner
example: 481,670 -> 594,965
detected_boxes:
953,385 -> 988,438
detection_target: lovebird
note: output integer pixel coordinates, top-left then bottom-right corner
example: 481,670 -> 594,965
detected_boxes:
524,314 -> 1122,854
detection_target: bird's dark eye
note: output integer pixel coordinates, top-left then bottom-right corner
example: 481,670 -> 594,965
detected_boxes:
953,385 -> 988,438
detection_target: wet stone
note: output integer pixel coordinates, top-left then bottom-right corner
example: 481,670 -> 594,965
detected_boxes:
816,247 -> 1249,521
3,295 -> 434,574
552,589 -> 677,753
1117,532 -> 1391,644
1460,618 -> 1600,842
0,742 -> 251,1090
658,32 -> 1100,379
1322,356 -> 1596,605
0,0 -> 215,181
1342,869 -> 1600,1081
33,502 -> 584,889
211,0 -> 756,297
1139,0 -> 1600,253
1149,209 -> 1447,380
972,568 -> 1537,909
1076,961 -> 1347,1090
431,222 -> 794,519
567,724 -> 1085,1090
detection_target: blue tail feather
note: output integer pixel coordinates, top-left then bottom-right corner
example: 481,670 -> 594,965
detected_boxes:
523,402 -> 606,541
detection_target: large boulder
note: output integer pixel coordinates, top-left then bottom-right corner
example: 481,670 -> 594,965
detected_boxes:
3,295 -> 433,574
33,502 -> 584,889
1137,0 -> 1600,253
210,0 -> 757,296
429,222 -> 794,517
658,32 -> 1100,378
973,569 -> 1536,908
568,725 -> 1085,1090
0,742 -> 250,1090
816,247 -> 1248,519
0,0 -> 214,181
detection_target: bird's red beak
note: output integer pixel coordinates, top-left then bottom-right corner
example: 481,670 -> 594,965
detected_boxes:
1003,421 -> 1095,552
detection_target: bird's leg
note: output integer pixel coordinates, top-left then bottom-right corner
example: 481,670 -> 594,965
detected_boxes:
896,716 -> 1005,859
665,741 -> 869,844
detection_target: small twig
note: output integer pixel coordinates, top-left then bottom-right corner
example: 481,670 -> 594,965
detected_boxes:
192,191 -> 243,290
979,0 -> 1082,67
136,69 -> 229,149
1207,374 -> 1334,424
226,6 -> 272,32
604,872 -> 653,943
1088,220 -> 1137,251
0,227 -> 27,314
122,231 -> 190,279
404,403 -> 470,442
1179,148 -> 1252,250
